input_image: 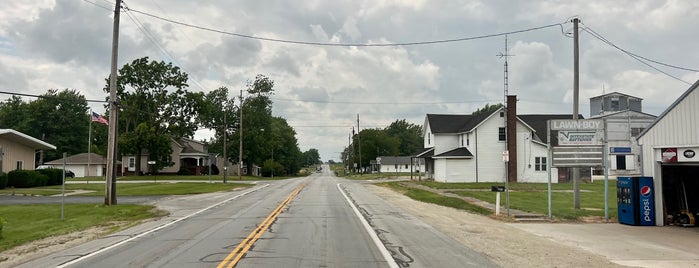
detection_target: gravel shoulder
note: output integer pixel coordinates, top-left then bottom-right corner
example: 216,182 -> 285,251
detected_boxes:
365,184 -> 624,268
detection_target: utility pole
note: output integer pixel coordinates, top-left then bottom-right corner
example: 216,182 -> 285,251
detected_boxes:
357,114 -> 362,175
498,35 -> 514,216
572,17 -> 581,209
238,90 -> 243,181
223,108 -> 227,183
105,0 -> 121,205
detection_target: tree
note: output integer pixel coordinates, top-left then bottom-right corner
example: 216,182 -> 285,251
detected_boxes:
302,149 -> 321,167
385,119 -> 423,155
352,128 -> 400,170
106,57 -> 197,175
197,87 -> 237,161
24,90 -> 90,162
473,103 -> 504,116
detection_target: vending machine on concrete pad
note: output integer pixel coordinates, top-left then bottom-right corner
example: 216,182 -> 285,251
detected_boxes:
617,176 -> 655,226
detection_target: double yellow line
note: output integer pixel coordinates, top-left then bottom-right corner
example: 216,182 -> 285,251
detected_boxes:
217,182 -> 306,268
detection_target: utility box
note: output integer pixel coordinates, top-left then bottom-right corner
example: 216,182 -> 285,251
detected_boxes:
617,176 -> 655,226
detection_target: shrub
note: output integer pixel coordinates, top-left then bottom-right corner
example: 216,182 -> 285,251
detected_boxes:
7,170 -> 50,188
36,168 -> 64,186
0,173 -> 7,189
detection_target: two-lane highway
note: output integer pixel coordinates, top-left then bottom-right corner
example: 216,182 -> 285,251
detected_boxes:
17,167 -> 495,267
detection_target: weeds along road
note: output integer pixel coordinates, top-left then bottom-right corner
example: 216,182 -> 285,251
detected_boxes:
16,167 -> 495,268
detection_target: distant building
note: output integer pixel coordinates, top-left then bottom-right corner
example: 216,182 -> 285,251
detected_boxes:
0,129 -> 56,173
376,156 -> 423,173
588,92 -> 656,178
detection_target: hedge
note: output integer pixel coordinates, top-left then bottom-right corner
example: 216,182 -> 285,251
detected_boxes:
6,170 -> 49,188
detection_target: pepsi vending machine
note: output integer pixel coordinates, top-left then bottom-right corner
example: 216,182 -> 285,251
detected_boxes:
617,176 -> 655,226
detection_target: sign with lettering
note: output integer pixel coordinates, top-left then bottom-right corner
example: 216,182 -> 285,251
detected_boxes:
558,131 -> 601,146
550,119 -> 603,130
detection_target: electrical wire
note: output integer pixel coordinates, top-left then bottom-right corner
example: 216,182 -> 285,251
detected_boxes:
580,23 -> 694,85
270,97 -> 502,105
124,5 -> 565,47
0,90 -> 107,103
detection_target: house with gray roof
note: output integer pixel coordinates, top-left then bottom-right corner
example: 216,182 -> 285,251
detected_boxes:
417,96 -> 574,183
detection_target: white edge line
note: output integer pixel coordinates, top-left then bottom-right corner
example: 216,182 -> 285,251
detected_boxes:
337,183 -> 399,268
57,184 -> 270,268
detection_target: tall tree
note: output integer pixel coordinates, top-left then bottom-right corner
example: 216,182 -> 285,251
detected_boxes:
106,57 -> 196,175
25,90 -> 90,162
233,75 -> 275,174
385,119 -> 423,155
473,103 -> 504,116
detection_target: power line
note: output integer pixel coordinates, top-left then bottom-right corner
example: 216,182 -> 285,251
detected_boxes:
0,90 -> 107,103
580,23 -> 694,85
271,97 -> 502,105
124,5 -> 565,47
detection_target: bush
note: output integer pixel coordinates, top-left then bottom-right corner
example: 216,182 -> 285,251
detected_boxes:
36,168 -> 64,186
0,173 -> 7,189
7,170 -> 50,188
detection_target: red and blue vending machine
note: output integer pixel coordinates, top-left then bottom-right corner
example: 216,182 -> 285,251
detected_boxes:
617,176 -> 655,226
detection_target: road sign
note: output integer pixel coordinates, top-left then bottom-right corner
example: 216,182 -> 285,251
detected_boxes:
502,151 -> 509,162
147,161 -> 156,164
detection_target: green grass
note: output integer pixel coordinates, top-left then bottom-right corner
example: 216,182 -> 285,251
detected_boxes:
0,204 -> 162,252
378,182 -> 492,215
40,182 -> 252,196
67,174 -> 290,182
422,180 -> 617,220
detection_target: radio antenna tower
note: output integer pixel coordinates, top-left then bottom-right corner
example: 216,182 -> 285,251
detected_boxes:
497,35 -> 514,103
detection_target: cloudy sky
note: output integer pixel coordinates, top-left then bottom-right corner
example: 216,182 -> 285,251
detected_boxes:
1,1 -> 698,162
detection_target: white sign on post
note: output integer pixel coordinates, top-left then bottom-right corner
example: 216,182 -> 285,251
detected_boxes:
502,151 -> 509,162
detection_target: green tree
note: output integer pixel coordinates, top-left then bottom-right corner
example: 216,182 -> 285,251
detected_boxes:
24,89 -> 89,162
197,87 -> 237,162
473,103 -> 504,116
302,148 -> 321,167
385,119 -> 423,155
106,57 -> 196,175
353,128 -> 400,170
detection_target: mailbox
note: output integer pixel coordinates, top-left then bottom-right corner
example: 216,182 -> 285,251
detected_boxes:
491,186 -> 506,192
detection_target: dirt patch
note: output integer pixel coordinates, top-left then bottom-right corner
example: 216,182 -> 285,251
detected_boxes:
366,184 -> 624,268
0,224 -> 120,267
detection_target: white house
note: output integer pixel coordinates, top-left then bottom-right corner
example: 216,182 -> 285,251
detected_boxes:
44,153 -> 110,177
376,156 -> 423,173
637,80 -> 699,226
417,96 -> 563,183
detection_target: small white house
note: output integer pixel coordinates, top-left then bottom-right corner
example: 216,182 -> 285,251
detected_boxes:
377,156 -> 422,173
44,153 -> 109,177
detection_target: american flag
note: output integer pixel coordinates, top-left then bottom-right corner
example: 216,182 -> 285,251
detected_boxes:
91,111 -> 109,126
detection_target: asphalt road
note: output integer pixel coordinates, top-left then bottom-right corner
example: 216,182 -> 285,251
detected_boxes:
14,167 -> 496,268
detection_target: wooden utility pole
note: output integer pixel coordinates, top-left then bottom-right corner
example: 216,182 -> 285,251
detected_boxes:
572,17 -> 581,209
357,114 -> 362,174
105,0 -> 121,205
238,90 -> 243,180
223,108 -> 227,183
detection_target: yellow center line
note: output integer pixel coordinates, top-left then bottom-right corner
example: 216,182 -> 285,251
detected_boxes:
217,183 -> 306,268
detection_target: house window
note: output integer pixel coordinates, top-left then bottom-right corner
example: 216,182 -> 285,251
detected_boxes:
16,161 -> 23,170
427,132 -> 431,144
631,128 -> 644,137
535,157 -> 547,171
405,164 -> 408,169
500,111 -> 504,117
611,99 -> 619,111
616,155 -> 627,170
461,135 -> 464,146
467,134 -> 470,146
128,157 -> 135,168
498,127 -> 506,141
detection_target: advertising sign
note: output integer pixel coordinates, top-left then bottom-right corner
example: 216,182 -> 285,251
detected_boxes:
661,148 -> 677,163
678,148 -> 698,162
550,119 -> 603,130
558,131 -> 601,146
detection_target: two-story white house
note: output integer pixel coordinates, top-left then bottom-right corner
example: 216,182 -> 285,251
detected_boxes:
417,96 -> 568,183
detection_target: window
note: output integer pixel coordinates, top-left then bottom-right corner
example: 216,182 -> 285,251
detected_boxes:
500,111 -> 504,117
427,132 -> 431,144
535,157 -> 547,171
405,164 -> 408,169
128,157 -> 135,168
16,161 -> 23,170
467,135 -> 470,146
631,128 -> 644,137
616,155 -> 626,170
611,99 -> 619,111
498,127 -> 506,141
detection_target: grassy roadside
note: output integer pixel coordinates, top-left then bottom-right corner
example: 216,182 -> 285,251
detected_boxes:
0,182 -> 252,196
0,204 -> 163,252
67,174 -> 292,182
378,180 -> 617,221
376,182 -> 492,215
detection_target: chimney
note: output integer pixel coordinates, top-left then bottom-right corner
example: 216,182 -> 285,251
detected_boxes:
507,95 -> 517,182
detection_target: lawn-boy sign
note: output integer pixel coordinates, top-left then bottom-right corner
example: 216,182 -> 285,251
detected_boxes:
550,119 -> 603,146
548,119 -> 605,167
